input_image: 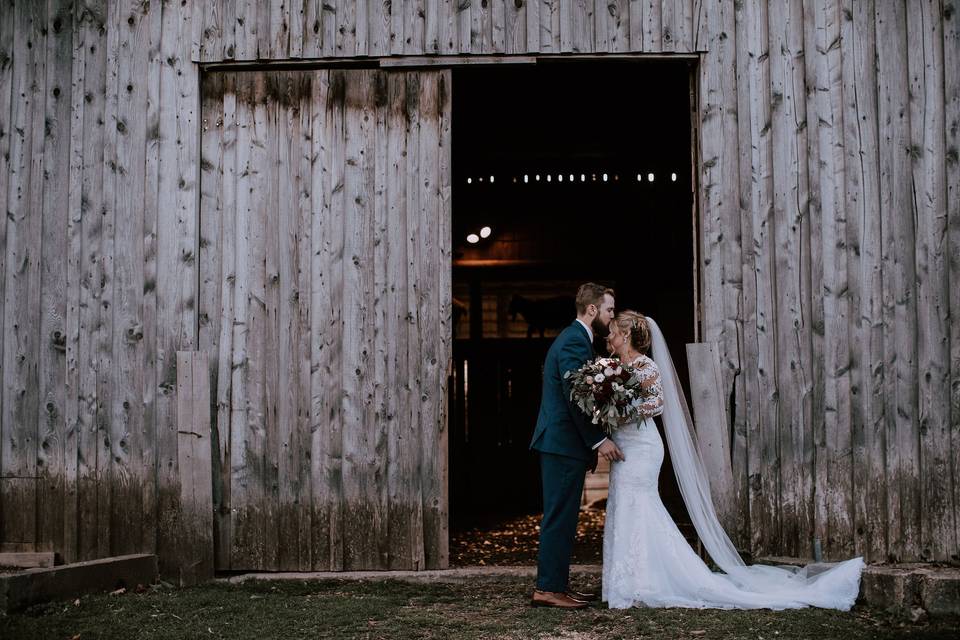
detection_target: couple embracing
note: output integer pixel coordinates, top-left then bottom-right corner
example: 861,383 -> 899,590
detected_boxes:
530,283 -> 865,611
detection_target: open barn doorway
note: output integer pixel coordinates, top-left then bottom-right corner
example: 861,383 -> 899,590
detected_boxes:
448,60 -> 699,566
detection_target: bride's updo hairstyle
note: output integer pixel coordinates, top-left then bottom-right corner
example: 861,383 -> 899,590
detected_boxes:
613,311 -> 652,356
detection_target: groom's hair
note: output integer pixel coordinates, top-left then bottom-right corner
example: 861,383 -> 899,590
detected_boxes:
575,283 -> 615,315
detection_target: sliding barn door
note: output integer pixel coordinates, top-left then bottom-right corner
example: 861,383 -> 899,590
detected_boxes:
198,69 -> 451,571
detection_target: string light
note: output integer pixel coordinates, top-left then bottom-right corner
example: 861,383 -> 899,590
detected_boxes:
467,233 -> 479,244
648,173 -> 655,182
479,226 -> 492,238
671,172 -> 677,182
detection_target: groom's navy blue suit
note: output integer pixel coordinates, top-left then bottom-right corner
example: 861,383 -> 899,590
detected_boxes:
530,320 -> 606,593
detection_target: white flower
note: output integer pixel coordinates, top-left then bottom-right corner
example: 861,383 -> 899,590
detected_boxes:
594,373 -> 605,383
603,367 -> 615,377
585,376 -> 594,385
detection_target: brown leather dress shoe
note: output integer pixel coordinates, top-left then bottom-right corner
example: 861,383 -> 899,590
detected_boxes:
566,589 -> 598,602
530,589 -> 589,609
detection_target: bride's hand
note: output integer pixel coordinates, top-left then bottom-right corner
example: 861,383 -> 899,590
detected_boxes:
597,439 -> 625,463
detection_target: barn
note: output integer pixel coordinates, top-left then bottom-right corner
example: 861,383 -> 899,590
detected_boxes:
0,0 -> 956,582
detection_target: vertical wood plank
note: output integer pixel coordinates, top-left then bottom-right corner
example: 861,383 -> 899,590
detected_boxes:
302,0 -> 323,58
436,69 -> 452,570
571,0 -> 593,53
96,0 -> 119,560
1,0 -> 47,549
141,0 -> 164,559
198,71 -> 232,570
73,0 -> 108,561
907,0 -> 952,562
156,0 -> 200,574
457,0 -> 471,53
768,0 -> 804,558
439,0 -> 459,53
472,0 -> 492,53
35,0 -> 73,558
505,0 -> 527,54
543,0 -> 561,52
593,0 -> 610,52
221,0 -> 237,59
875,0 -> 915,563
609,0 -> 630,52
424,0 -> 440,53
341,70 -> 380,569
404,72 -> 426,569
368,0 -> 390,57
800,0 -> 825,563
322,0 -> 338,57
275,71 -> 310,571
405,0 -> 425,54
109,0 -> 153,557
630,0 -> 644,50
700,0 -> 746,549
944,0 -> 960,563
744,0 -> 779,557
256,0 -> 272,58
269,0 -> 291,59
644,0 -> 661,51
233,0 -> 256,60
314,69 -> 346,570
63,0 -> 88,565
525,0 -> 540,52
385,72 -> 413,569
371,71 -> 390,568
418,72 -> 443,569
175,351 -> 214,585
288,0 -> 305,58
306,70 -> 329,571
733,0 -> 759,555
661,0 -> 676,51
260,73 -> 281,572
845,0 -> 887,563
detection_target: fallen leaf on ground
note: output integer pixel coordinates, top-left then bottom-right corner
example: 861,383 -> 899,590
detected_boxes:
109,587 -> 126,596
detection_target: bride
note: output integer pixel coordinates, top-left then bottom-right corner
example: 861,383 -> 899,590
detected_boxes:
601,310 -> 864,610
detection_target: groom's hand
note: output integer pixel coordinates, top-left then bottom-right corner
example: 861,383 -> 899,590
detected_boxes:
597,439 -> 624,463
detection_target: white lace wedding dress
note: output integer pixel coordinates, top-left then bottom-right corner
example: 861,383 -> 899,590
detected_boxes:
602,326 -> 865,611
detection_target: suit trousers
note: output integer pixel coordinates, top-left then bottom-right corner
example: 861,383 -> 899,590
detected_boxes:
536,451 -> 588,592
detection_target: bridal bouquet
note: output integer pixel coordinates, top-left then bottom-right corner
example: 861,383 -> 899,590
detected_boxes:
564,357 -> 654,434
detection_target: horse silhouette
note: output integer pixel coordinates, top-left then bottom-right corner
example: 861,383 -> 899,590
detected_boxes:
508,294 -> 576,338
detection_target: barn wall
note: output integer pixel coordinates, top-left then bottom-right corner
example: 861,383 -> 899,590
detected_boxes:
698,0 -> 959,563
0,0 -> 957,570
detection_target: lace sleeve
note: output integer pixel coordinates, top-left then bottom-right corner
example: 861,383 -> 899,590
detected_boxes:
636,357 -> 664,418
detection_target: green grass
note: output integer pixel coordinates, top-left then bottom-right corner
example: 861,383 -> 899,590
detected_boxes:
2,576 -> 958,640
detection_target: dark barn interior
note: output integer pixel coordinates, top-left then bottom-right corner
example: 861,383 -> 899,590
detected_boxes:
448,61 -> 699,563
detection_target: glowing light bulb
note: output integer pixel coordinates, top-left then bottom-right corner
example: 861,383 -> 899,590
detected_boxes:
467,233 -> 479,244
648,173 -> 655,182
479,226 -> 491,238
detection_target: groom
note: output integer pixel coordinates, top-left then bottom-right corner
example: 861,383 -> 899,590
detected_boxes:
530,283 -> 625,609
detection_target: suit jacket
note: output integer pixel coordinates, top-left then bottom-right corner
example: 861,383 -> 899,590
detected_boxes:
529,321 -> 607,461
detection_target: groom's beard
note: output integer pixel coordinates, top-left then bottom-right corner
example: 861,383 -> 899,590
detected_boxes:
591,316 -> 610,338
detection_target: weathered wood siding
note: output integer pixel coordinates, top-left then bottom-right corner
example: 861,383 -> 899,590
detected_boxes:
198,68 -> 451,570
0,0 -> 957,570
190,0 -> 701,60
698,0 -> 959,564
